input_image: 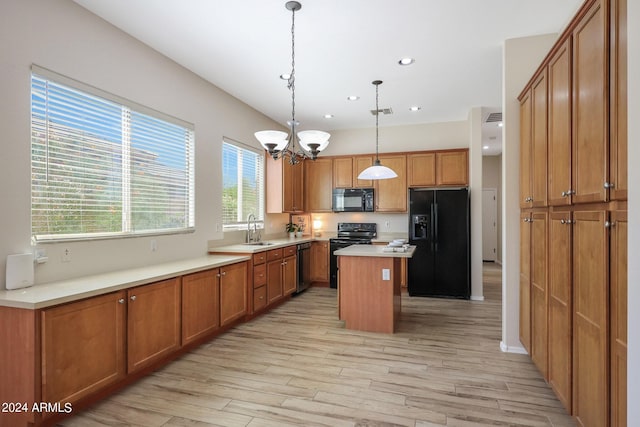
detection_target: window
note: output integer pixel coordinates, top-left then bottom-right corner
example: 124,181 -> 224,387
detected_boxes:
222,140 -> 264,229
31,67 -> 195,241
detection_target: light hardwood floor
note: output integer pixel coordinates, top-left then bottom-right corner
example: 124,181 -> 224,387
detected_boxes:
60,262 -> 574,426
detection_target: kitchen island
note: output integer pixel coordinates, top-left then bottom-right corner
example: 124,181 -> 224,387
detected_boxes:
334,244 -> 415,333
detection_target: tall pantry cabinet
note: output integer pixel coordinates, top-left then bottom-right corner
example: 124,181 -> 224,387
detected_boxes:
518,0 -> 627,426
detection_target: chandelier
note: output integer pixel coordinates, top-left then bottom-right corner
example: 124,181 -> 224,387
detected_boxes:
358,80 -> 397,180
254,1 -> 330,165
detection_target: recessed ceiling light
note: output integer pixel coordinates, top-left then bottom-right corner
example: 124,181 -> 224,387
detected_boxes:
483,145 -> 490,150
280,73 -> 290,80
324,114 -> 334,119
409,106 -> 421,112
347,95 -> 360,101
398,57 -> 415,66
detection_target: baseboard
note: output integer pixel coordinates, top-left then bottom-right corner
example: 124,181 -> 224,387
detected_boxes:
500,341 -> 528,354
470,295 -> 485,301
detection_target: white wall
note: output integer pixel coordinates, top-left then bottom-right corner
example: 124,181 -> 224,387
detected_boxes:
627,0 -> 639,419
0,0 -> 284,285
501,33 -> 559,353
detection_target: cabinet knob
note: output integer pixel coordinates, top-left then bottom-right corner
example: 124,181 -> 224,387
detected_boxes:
604,182 -> 615,189
130,295 -> 136,301
118,298 -> 125,304
605,221 -> 616,228
561,190 -> 575,197
221,271 -> 226,276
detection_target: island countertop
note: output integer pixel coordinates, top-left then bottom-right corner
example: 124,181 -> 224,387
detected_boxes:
334,244 -> 416,258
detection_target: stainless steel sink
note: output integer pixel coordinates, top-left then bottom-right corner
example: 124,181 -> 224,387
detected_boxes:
242,242 -> 273,246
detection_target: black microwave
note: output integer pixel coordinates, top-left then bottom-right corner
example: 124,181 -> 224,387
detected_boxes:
332,188 -> 374,212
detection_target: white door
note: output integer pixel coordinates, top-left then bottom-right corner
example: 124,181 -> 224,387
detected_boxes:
482,188 -> 497,261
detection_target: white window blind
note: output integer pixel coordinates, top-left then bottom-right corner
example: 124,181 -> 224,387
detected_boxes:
31,69 -> 195,241
222,140 -> 264,227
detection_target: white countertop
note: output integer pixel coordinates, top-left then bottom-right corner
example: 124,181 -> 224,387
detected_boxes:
208,236 -> 321,254
334,244 -> 416,258
0,254 -> 250,310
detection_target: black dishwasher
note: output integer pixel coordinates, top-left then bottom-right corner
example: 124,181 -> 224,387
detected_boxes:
296,242 -> 311,294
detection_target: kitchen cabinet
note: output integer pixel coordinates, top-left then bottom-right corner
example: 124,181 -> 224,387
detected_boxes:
265,246 -> 297,304
181,270 -> 219,345
610,210 -> 627,427
548,39 -> 573,207
219,261 -> 248,326
572,210 -> 608,427
435,150 -> 468,187
333,157 -> 353,188
548,212 -> 573,412
610,0 -> 627,201
305,157 -> 333,212
282,249 -> 297,296
572,0 -> 608,204
266,155 -> 304,213
530,211 -> 548,377
127,277 -> 181,373
374,154 -> 407,212
41,291 -> 126,407
519,91 -> 533,208
407,152 -> 436,187
310,241 -> 329,283
252,253 -> 267,313
353,155 -> 373,188
519,212 -> 531,353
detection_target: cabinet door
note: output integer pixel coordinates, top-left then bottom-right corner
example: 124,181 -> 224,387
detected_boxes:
548,39 -> 573,206
531,73 -> 548,207
41,291 -> 126,405
519,212 -> 531,353
610,210 -> 627,427
407,152 -> 436,187
436,150 -> 468,186
283,160 -> 304,212
520,91 -> 533,208
283,254 -> 297,296
333,157 -> 353,188
305,158 -> 332,212
572,210 -> 608,426
530,211 -> 548,377
127,278 -> 181,373
182,269 -> 219,345
610,0 -> 627,201
353,156 -> 373,188
266,258 -> 283,304
375,155 -> 407,212
220,261 -> 248,326
572,0 -> 608,204
310,241 -> 329,282
548,212 -> 573,412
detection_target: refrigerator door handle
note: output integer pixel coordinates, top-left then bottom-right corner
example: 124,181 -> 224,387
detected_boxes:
430,203 -> 435,252
433,202 -> 438,252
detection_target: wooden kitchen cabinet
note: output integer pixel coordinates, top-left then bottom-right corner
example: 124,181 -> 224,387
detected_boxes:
531,73 -> 548,207
305,157 -> 333,212
283,251 -> 297,296
519,90 -> 533,208
610,0 -> 627,201
572,210 -> 608,427
548,212 -> 573,412
127,277 -> 181,373
530,211 -> 548,378
266,155 -> 304,213
41,291 -> 126,407
610,210 -> 627,427
435,150 -> 468,187
519,211 -> 531,353
572,0 -> 608,204
333,157 -> 353,188
181,269 -> 219,345
407,152 -> 436,187
310,241 -> 329,282
375,154 -> 407,212
547,39 -> 573,207
353,155 -> 374,188
219,261 -> 248,326
266,248 -> 284,304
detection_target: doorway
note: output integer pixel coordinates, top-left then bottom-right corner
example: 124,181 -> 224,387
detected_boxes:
482,188 -> 497,262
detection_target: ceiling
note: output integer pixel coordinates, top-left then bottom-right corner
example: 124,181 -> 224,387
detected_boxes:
72,0 -> 582,155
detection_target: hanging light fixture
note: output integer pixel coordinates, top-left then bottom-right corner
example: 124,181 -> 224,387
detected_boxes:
255,1 -> 330,165
358,80 -> 397,180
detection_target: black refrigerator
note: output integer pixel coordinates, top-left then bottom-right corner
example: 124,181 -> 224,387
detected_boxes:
408,187 -> 470,299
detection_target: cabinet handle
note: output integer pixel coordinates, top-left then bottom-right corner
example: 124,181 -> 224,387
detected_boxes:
259,295 -> 264,300
605,221 -> 616,228
221,271 -> 226,276
130,295 -> 136,301
604,182 -> 615,189
524,197 -> 533,203
118,298 -> 125,304
561,190 -> 575,197
560,219 -> 573,225
216,273 -> 221,278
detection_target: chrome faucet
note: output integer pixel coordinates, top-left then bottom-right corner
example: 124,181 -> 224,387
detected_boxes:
246,213 -> 260,243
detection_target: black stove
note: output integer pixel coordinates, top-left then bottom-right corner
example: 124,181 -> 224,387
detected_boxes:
329,223 -> 377,288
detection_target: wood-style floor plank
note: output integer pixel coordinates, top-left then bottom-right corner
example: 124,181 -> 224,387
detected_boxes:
59,263 -> 574,426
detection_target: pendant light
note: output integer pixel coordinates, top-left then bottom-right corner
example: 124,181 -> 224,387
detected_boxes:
358,80 -> 397,180
254,1 -> 330,165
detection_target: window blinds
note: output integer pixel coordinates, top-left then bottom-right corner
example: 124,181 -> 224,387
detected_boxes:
222,141 -> 264,226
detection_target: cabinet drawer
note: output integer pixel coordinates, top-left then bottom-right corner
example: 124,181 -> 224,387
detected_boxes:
283,245 -> 297,257
253,252 -> 267,265
267,248 -> 283,261
254,286 -> 267,311
253,263 -> 266,287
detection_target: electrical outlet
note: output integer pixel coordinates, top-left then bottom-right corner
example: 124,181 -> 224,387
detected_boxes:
150,239 -> 158,252
382,268 -> 390,281
61,248 -> 71,262
385,220 -> 391,229
216,223 -> 222,232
